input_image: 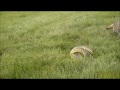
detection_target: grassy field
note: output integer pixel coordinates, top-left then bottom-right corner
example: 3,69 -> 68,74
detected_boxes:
0,11 -> 120,79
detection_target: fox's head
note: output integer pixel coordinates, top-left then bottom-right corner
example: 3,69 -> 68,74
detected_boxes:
106,24 -> 114,30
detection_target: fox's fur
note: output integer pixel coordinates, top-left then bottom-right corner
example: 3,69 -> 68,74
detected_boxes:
106,21 -> 120,36
70,46 -> 93,59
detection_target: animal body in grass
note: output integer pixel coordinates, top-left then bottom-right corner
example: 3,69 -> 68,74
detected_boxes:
70,46 -> 93,59
106,20 -> 120,36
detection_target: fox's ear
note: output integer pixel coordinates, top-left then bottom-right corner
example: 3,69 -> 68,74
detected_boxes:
106,24 -> 113,29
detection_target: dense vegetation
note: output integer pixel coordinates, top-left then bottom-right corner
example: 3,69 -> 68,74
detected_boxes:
0,11 -> 120,78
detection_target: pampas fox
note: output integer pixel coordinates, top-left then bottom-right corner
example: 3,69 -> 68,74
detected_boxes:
106,21 -> 120,36
70,46 -> 93,59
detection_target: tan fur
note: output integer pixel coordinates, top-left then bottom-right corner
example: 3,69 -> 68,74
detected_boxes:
106,21 -> 120,36
70,46 -> 93,59
106,24 -> 114,29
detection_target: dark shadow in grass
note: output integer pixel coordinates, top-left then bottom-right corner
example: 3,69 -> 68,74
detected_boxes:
39,44 -> 54,50
68,22 -> 92,29
19,14 -> 27,18
0,50 -> 2,56
39,43 -> 69,51
54,43 -> 68,50
50,32 -> 81,41
61,33 -> 81,42
0,50 -> 2,62
116,55 -> 120,61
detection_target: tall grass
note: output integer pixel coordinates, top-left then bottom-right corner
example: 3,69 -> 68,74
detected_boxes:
0,11 -> 120,79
